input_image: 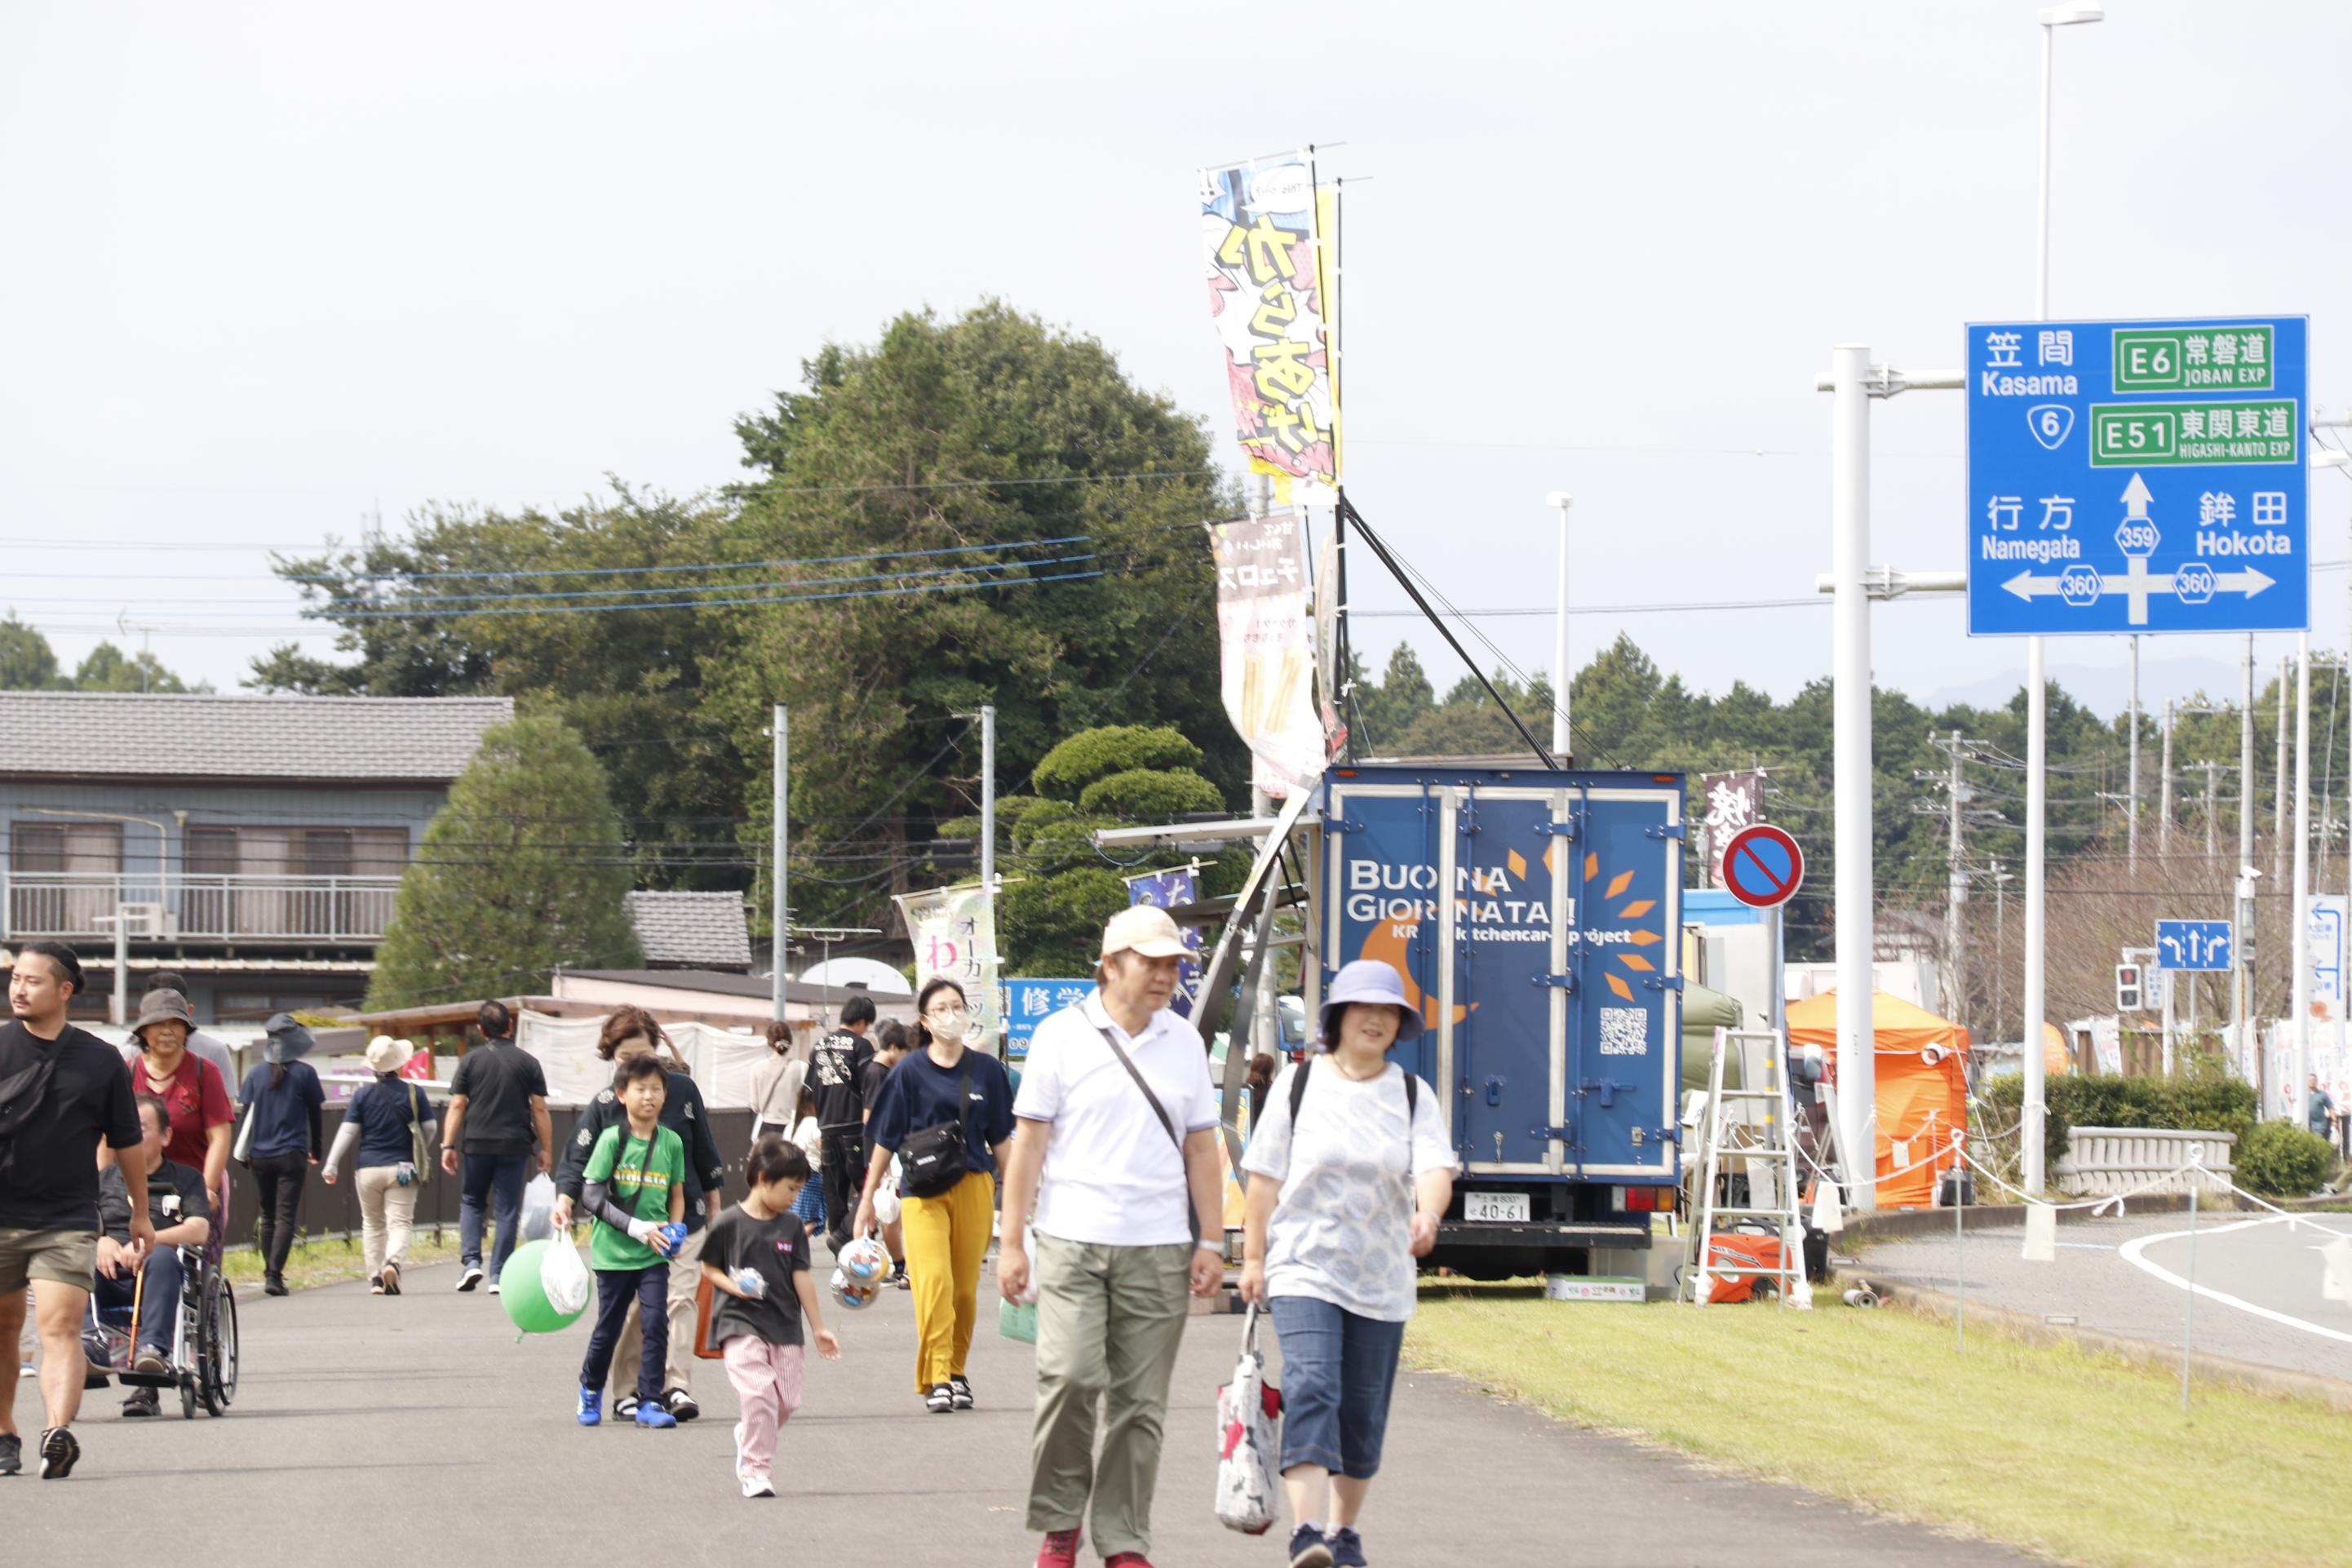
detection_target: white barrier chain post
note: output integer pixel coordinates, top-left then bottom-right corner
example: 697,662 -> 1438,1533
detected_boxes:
1954,1134 -> 1965,1355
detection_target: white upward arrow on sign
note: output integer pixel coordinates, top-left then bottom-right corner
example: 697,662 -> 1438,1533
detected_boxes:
2120,472 -> 2154,523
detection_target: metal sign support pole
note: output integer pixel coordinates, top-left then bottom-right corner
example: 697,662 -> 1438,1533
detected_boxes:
2294,635 -> 2314,1118
772,702 -> 789,1023
1829,343 -> 1879,1213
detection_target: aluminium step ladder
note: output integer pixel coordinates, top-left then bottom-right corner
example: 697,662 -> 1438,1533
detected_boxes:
1682,1026 -> 1807,1307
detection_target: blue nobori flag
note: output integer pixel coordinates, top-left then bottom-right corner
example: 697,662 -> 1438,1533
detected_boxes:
1123,867 -> 1205,1017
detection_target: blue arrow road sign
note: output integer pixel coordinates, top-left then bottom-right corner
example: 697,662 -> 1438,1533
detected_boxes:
2153,919 -> 2234,972
1967,317 -> 2309,636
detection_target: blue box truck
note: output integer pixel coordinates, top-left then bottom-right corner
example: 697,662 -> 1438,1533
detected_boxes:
1314,762 -> 1685,1278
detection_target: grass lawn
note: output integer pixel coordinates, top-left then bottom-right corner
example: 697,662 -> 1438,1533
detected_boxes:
1405,1282 -> 2350,1568
220,1231 -> 463,1294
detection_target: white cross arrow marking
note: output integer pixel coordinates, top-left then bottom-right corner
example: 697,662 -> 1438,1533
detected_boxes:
2002,563 -> 2275,624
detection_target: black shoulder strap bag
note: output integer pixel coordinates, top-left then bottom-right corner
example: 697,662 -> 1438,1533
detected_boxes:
1093,1024 -> 1202,1245
897,1058 -> 974,1199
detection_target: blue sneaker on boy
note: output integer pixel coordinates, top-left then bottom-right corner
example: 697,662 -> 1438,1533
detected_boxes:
1328,1526 -> 1367,1568
633,1401 -> 678,1429
576,1388 -> 602,1428
1286,1526 -> 1333,1568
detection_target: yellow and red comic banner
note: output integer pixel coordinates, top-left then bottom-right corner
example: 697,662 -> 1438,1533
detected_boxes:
1200,153 -> 1340,492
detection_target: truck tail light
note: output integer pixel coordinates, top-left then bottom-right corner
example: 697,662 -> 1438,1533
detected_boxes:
1612,1186 -> 1668,1212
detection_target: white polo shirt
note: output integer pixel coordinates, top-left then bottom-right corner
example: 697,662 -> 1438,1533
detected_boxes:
1014,992 -> 1219,1247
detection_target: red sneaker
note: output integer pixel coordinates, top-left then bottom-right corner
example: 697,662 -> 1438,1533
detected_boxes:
1104,1555 -> 1155,1568
1035,1529 -> 1083,1568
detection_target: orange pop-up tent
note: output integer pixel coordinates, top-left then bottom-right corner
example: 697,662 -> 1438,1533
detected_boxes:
1785,990 -> 1971,1209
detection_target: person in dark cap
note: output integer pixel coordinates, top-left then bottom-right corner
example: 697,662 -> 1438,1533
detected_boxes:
234,1014 -> 325,1296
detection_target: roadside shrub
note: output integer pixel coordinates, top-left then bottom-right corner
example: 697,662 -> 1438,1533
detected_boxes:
1078,767 -> 1224,821
1980,1073 -> 2260,1193
1032,726 -> 1203,801
2235,1121 -> 2334,1196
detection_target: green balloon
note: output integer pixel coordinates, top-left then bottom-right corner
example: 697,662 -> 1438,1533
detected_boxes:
499,1239 -> 590,1335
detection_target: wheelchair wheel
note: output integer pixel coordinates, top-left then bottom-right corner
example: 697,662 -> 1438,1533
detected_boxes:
197,1271 -> 238,1416
179,1376 -> 196,1420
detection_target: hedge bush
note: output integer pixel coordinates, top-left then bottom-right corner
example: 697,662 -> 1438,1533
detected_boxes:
1981,1073 -> 2258,1191
2235,1121 -> 2336,1196
1032,726 -> 1204,801
1078,767 -> 1225,821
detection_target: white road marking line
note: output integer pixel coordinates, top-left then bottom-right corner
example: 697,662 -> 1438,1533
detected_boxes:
2119,1216 -> 2352,1344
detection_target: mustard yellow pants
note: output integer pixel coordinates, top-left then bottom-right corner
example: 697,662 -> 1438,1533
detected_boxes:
901,1169 -> 995,1392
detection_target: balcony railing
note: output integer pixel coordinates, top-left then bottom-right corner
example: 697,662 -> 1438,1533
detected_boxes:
4,873 -> 402,944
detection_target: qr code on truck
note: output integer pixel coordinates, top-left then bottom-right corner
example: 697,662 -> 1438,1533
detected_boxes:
1598,1007 -> 1648,1056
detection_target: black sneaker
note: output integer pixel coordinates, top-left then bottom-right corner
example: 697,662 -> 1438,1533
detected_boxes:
1329,1525 -> 1367,1568
121,1387 -> 160,1420
948,1374 -> 973,1411
663,1387 -> 699,1422
263,1274 -> 289,1298
38,1426 -> 78,1480
456,1265 -> 485,1292
0,1433 -> 20,1475
925,1383 -> 953,1414
1287,1525 -> 1333,1568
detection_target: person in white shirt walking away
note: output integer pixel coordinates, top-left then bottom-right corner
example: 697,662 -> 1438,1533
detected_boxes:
998,905 -> 1225,1568
1240,959 -> 1455,1568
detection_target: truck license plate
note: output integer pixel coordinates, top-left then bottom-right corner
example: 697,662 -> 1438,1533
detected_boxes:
1464,1192 -> 1530,1224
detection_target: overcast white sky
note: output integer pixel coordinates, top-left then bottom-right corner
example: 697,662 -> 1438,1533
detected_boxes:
4,2 -> 2347,719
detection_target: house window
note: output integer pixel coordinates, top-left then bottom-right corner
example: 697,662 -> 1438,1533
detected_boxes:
178,826 -> 409,877
11,821 -> 123,874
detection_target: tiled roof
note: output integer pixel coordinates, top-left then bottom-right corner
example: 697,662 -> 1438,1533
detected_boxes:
0,692 -> 512,782
624,892 -> 753,971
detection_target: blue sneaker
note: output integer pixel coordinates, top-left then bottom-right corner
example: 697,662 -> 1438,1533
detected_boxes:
1287,1526 -> 1333,1568
575,1388 -> 601,1427
1328,1526 -> 1367,1567
633,1402 -> 678,1429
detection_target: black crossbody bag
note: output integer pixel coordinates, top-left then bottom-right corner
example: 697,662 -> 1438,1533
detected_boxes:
1093,1025 -> 1200,1245
897,1058 -> 974,1199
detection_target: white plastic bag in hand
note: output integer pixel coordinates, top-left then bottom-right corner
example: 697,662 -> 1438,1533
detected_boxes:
541,1234 -> 592,1317
519,1173 -> 556,1242
1214,1304 -> 1282,1535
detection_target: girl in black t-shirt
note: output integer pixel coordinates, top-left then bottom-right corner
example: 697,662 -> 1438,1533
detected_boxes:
698,1136 -> 839,1500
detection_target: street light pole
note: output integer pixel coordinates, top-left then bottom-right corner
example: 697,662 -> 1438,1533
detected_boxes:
1830,344 -> 1879,1211
1546,492 -> 1573,761
2021,0 -> 2102,1194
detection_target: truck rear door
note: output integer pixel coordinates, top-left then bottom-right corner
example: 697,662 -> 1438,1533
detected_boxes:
1566,782 -> 1684,1183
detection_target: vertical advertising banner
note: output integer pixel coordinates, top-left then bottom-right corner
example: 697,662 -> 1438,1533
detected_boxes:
1211,511 -> 1324,795
1200,151 -> 1340,494
894,886 -> 1001,1052
1696,771 -> 1766,888
1123,866 -> 1205,1017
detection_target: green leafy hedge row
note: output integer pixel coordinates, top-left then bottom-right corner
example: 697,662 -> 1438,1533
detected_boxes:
1980,1072 -> 2257,1189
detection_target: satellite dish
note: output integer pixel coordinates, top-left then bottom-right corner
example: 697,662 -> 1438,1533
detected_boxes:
798,956 -> 913,997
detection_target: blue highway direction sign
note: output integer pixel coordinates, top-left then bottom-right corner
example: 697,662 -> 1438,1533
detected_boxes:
1966,317 -> 2309,636
2154,919 -> 2234,972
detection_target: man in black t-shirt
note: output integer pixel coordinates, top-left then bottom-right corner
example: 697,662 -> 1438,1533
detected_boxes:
438,1001 -> 551,1293
0,941 -> 149,1479
807,995 -> 876,1251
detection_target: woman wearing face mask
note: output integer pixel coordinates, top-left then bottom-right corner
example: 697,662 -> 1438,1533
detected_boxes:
852,978 -> 1016,1415
551,1006 -> 726,1424
1240,960 -> 1455,1568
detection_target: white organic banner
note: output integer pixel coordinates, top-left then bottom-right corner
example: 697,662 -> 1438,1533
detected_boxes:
1211,510 -> 1323,795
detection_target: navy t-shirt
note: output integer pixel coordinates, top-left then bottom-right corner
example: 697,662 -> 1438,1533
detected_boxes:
349,1076 -> 432,1167
865,1048 -> 1017,1176
237,1060 -> 325,1159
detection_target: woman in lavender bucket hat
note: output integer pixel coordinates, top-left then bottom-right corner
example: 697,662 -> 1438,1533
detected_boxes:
1238,960 -> 1456,1568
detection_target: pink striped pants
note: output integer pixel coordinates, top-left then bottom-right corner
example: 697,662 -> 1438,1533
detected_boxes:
723,1335 -> 805,1482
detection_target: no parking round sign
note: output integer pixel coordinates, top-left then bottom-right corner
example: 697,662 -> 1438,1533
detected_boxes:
1720,824 -> 1804,910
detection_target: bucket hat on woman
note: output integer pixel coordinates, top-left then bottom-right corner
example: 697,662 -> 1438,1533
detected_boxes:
1316,959 -> 1424,1048
130,987 -> 197,1044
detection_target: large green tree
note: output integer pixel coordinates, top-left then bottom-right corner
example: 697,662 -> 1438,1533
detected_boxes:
0,614 -> 60,689
715,301 -> 1246,934
253,489 -> 751,890
368,715 -> 643,1008
70,641 -> 196,693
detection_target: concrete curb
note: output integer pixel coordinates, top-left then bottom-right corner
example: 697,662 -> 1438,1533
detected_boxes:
1836,1192 -> 2217,1245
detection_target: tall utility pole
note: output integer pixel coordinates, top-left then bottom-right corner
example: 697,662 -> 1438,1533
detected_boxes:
979,704 -> 997,895
2275,656 -> 2292,885
2237,638 -> 2257,1062
1947,732 -> 1967,1021
2199,760 -> 2221,860
2159,700 -> 2176,855
2128,636 -> 2141,871
1828,343 -> 1880,1211
771,702 -> 789,1022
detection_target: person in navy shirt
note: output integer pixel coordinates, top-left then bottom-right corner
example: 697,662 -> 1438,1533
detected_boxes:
321,1035 -> 437,1295
235,1014 -> 324,1297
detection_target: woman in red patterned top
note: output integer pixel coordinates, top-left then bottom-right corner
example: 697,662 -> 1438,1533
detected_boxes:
126,989 -> 233,1207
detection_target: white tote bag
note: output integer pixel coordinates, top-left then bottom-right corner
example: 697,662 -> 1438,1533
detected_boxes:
1214,1304 -> 1282,1535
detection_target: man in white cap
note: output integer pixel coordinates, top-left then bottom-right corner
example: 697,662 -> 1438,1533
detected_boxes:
997,905 -> 1225,1568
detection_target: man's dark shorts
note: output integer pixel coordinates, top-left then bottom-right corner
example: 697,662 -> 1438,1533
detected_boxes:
0,1228 -> 100,1295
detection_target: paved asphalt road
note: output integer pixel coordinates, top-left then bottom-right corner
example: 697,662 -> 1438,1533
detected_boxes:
1861,1210 -> 2352,1383
7,1258 -> 2047,1567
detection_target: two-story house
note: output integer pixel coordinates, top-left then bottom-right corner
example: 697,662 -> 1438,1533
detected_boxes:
0,690 -> 513,1023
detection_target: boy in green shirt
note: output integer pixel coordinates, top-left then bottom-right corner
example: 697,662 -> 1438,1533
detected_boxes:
576,1054 -> 688,1428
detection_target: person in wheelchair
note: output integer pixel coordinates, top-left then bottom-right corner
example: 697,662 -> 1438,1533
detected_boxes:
92,1095 -> 211,1418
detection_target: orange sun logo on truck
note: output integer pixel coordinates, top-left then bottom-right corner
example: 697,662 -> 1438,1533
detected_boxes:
1571,845 -> 1662,1001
